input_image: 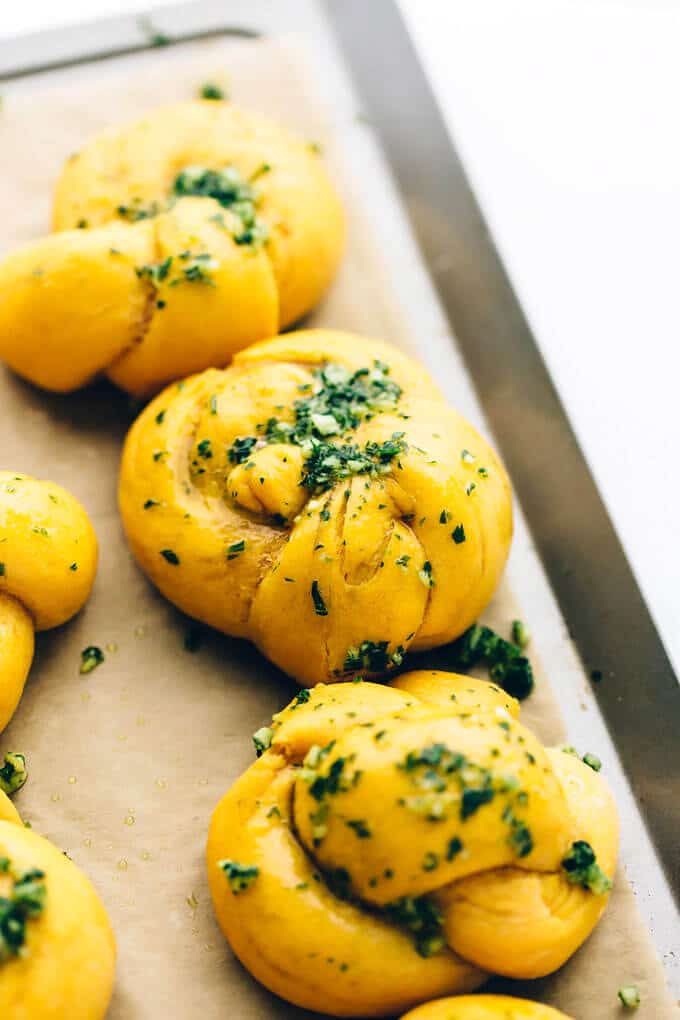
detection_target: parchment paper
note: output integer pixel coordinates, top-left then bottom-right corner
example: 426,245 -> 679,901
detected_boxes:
0,35 -> 676,1020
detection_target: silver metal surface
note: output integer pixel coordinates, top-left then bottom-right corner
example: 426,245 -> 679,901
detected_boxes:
326,0 -> 680,904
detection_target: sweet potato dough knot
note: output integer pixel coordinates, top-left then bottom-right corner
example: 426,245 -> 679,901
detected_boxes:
400,995 -> 573,1020
0,101 -> 345,396
119,330 -> 513,684
0,804 -> 115,1019
0,471 -> 97,734
206,671 -> 618,1017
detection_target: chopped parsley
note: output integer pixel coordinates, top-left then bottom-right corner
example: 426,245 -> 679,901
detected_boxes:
451,524 -> 466,544
311,580 -> 328,616
155,409 -> 166,424
0,752 -> 27,796
160,549 -> 180,565
345,819 -> 371,839
618,986 -> 641,1009
252,727 -> 273,757
446,837 -> 463,861
511,619 -> 530,649
453,623 -> 534,700
226,540 -> 245,560
227,361 -> 405,494
117,199 -> 162,222
384,895 -> 445,957
300,434 -> 406,492
418,561 -> 434,588
0,863 -> 47,963
228,436 -> 257,464
0,563 -> 4,576
561,840 -> 613,895
341,640 -> 404,674
79,646 -> 105,674
422,851 -> 439,871
582,752 -> 602,772
143,499 -> 159,510
199,82 -> 226,100
197,438 -> 213,459
218,859 -> 259,894
172,165 -> 268,248
135,256 -> 172,284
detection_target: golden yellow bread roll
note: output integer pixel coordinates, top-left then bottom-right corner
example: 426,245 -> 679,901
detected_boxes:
0,819 -> 115,1019
119,331 -> 512,683
400,995 -> 572,1019
0,790 -> 21,826
207,671 -> 618,1016
0,101 -> 344,396
0,472 -> 97,733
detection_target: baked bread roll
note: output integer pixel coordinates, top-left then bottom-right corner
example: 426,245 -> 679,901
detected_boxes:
0,805 -> 115,1019
0,472 -> 97,733
207,671 -> 618,1016
119,330 -> 513,683
400,995 -> 572,1019
0,101 -> 344,396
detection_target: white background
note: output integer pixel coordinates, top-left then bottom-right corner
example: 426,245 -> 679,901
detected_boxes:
1,0 -> 678,674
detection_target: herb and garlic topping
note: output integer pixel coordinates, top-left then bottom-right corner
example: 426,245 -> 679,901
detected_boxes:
207,670 -> 619,1016
0,857 -> 46,963
0,753 -> 28,797
120,331 -> 514,683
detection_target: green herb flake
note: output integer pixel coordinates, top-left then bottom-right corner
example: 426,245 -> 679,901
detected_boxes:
511,619 -> 530,649
172,165 -> 269,249
79,646 -> 105,674
253,726 -> 273,757
199,82 -> 226,101
446,837 -> 463,861
136,256 -> 173,285
582,752 -> 602,772
418,561 -> 434,588
143,499 -> 159,510
0,753 -> 28,796
345,819 -> 371,839
0,862 -> 47,962
422,851 -> 439,871
561,840 -> 613,895
452,623 -> 534,700
160,549 -> 180,565
451,524 -> 466,544
341,640 -> 403,674
69,562 -> 78,572
0,563 -> 4,577
618,986 -> 641,1009
197,438 -> 213,459
218,859 -> 259,894
311,580 -> 328,616
155,409 -> 166,425
227,540 -> 246,560
384,895 -> 445,958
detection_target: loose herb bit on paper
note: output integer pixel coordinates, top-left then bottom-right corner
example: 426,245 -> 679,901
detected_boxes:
0,753 -> 27,796
218,859 -> 259,894
452,623 -> 534,700
80,646 -> 105,675
199,82 -> 226,101
561,841 -> 613,895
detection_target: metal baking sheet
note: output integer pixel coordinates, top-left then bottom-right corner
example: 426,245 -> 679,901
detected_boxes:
0,0 -> 677,1010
